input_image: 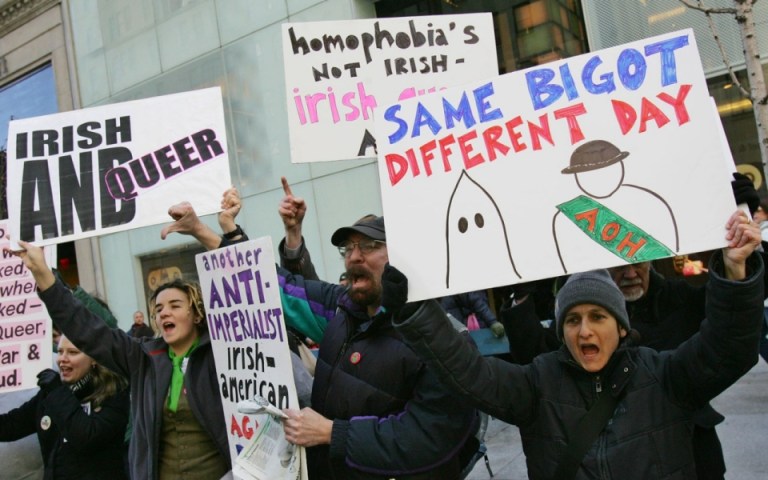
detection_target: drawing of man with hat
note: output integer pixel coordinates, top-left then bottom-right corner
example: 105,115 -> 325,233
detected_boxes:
552,139 -> 679,273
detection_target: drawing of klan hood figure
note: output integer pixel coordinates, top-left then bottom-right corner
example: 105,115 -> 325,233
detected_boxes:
552,140 -> 679,273
445,170 -> 521,289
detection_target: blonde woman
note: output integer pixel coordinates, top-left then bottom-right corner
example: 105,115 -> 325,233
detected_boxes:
0,335 -> 129,480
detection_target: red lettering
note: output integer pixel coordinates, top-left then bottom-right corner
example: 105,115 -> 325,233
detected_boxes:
242,415 -> 255,439
419,140 -> 437,176
406,148 -> 420,177
554,103 -> 587,144
458,130 -> 484,169
482,125 -> 509,161
574,208 -> 598,232
638,97 -> 670,133
601,222 -> 620,241
385,153 -> 408,186
611,99 -> 636,135
657,84 -> 692,126
439,134 -> 456,173
617,233 -> 647,257
229,415 -> 258,440
504,116 -> 527,152
528,114 -> 554,151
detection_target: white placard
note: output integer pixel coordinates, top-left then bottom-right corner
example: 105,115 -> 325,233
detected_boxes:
6,87 -> 231,247
283,13 -> 498,163
375,29 -> 736,301
0,219 -> 54,393
196,237 -> 305,479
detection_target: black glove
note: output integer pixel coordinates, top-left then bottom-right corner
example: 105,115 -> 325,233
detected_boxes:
37,369 -> 62,396
381,263 -> 408,314
732,172 -> 760,215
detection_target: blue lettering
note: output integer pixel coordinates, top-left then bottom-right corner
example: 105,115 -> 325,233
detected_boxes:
644,34 -> 689,86
526,68 -> 563,110
559,64 -> 579,102
385,105 -> 408,144
473,82 -> 503,122
411,102 -> 442,138
617,48 -> 647,90
582,56 -> 615,95
443,93 -> 476,130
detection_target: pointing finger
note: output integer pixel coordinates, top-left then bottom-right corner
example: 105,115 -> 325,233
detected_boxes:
281,176 -> 293,197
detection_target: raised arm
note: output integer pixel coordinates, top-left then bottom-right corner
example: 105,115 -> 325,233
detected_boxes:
159,186 -> 246,250
667,210 -> 763,407
278,177 -> 319,280
7,241 -> 139,378
279,176 -> 306,250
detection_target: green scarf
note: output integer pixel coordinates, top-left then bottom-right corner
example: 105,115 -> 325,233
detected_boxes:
167,339 -> 199,412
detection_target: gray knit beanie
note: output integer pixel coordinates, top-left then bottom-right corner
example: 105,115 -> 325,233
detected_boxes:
554,269 -> 630,340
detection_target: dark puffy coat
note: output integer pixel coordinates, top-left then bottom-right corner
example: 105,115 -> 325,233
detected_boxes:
395,252 -> 763,479
0,381 -> 129,480
279,267 -> 478,480
37,280 -> 230,480
501,266 -> 741,478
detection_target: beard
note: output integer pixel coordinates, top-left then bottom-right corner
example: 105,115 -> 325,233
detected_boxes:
618,279 -> 645,302
346,265 -> 382,308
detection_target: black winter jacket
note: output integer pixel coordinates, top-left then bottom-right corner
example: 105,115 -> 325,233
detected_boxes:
279,267 -> 478,480
0,380 -> 129,480
395,252 -> 763,479
37,280 -> 231,480
501,265 -> 740,478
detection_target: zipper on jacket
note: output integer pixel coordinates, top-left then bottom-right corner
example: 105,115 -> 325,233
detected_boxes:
594,375 -> 602,393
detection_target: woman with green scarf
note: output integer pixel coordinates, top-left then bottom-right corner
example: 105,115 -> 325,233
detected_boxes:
11,240 -> 230,480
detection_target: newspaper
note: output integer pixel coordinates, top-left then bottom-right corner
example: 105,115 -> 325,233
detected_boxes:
234,412 -> 305,480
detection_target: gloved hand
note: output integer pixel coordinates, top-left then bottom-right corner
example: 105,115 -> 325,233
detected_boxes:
381,264 -> 422,319
489,321 -> 506,338
381,263 -> 408,314
732,172 -> 760,215
37,369 -> 62,396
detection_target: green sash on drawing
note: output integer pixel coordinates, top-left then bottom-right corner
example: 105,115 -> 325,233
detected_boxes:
557,195 -> 674,263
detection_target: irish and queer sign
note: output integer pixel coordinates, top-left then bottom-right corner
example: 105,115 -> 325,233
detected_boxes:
282,13 -> 497,163
0,220 -> 54,393
6,87 -> 231,247
375,29 -> 737,301
196,237 -> 303,476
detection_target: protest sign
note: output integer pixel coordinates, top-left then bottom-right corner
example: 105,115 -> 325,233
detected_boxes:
0,220 -> 54,393
6,87 -> 231,247
196,237 -> 306,480
375,29 -> 737,301
283,13 -> 497,163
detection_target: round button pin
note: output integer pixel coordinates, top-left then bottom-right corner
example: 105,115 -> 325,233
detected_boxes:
350,352 -> 362,364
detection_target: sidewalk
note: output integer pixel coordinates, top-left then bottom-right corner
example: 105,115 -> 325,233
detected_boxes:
466,359 -> 768,479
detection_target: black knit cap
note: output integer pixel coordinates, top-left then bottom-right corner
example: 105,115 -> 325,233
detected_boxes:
554,269 -> 630,340
331,215 -> 385,246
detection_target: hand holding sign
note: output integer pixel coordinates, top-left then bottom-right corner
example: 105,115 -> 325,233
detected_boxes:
723,210 -> 761,281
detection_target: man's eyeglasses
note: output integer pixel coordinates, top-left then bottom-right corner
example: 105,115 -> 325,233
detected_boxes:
338,239 -> 386,257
